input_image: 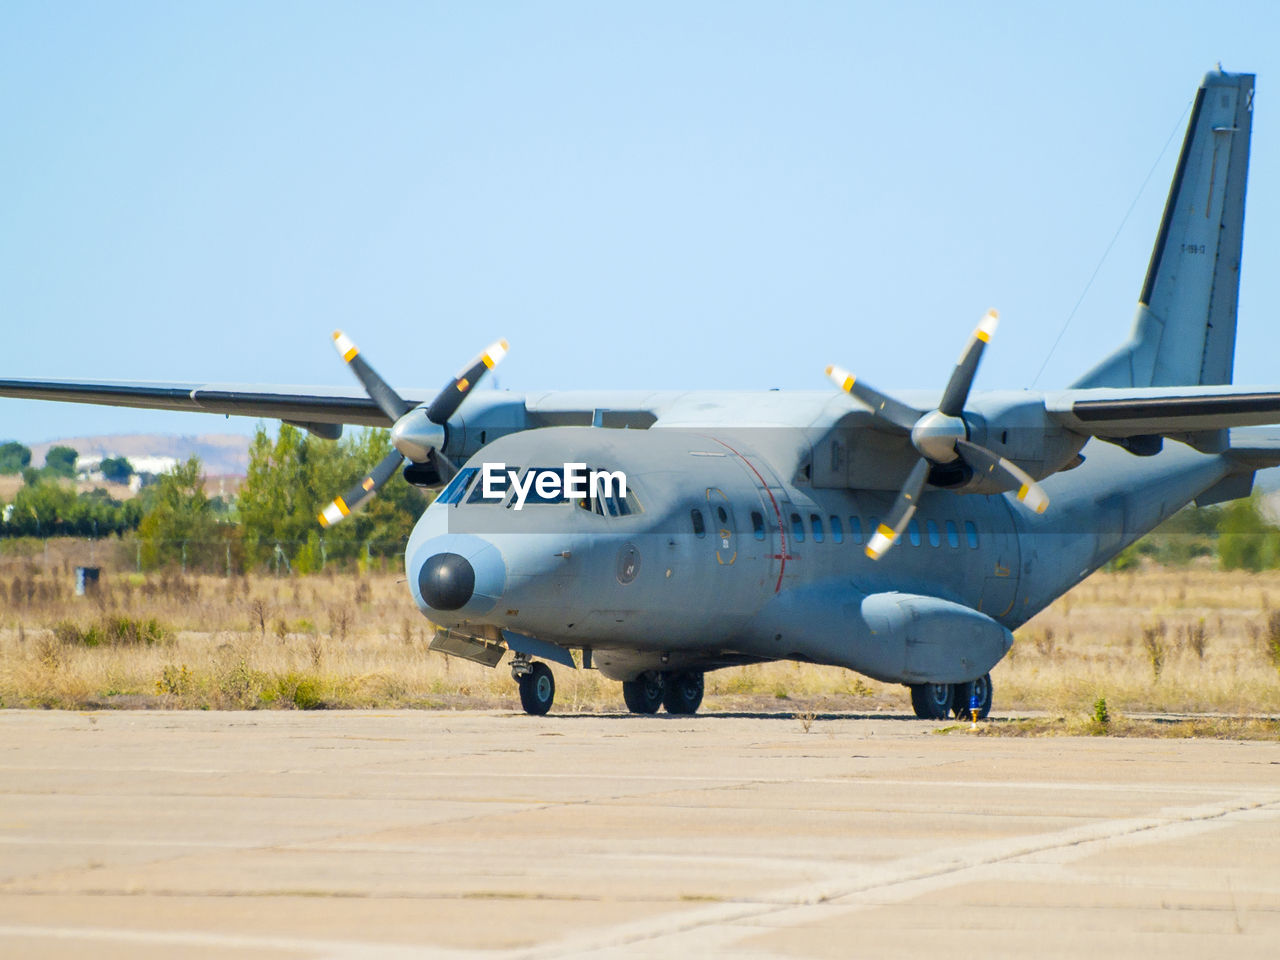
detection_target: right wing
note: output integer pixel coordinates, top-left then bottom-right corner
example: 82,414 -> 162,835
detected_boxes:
1045,385 -> 1280,437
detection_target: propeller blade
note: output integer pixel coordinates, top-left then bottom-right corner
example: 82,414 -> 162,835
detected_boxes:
426,338 -> 509,425
938,310 -> 998,418
427,447 -> 458,485
825,365 -> 922,432
317,449 -> 406,527
955,439 -> 1049,514
865,457 -> 931,560
332,331 -> 411,423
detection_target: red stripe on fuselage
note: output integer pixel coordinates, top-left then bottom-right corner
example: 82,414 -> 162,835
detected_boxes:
709,437 -> 790,593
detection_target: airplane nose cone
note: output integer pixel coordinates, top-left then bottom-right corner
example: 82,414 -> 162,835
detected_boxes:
418,553 -> 475,611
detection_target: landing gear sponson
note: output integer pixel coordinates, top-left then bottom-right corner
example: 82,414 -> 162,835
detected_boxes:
909,674 -> 993,720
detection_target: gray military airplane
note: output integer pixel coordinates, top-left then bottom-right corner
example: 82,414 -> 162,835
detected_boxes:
4,70 -> 1277,718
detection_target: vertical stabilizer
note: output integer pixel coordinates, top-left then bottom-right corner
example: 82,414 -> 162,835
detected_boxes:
1073,70 -> 1254,389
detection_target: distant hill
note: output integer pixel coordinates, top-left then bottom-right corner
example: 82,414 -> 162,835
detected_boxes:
29,434 -> 251,477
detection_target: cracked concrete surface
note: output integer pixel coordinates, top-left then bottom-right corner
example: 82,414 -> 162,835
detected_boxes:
0,710 -> 1276,958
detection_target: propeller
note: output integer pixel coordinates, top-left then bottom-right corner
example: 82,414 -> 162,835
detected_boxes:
826,310 -> 1049,560
318,333 -> 509,528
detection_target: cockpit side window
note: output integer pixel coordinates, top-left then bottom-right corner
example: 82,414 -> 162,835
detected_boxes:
438,467 -> 478,505
605,488 -> 643,516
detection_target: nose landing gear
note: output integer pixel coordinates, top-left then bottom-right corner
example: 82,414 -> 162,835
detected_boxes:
512,655 -> 555,716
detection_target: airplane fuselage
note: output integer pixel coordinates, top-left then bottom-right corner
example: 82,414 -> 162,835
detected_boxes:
404,422 -> 1235,686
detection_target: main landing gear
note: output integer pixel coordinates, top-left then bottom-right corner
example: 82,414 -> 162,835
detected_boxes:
622,670 -> 705,716
908,674 -> 993,720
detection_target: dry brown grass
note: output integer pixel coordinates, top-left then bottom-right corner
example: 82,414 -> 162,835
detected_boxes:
1,549 -> 1278,727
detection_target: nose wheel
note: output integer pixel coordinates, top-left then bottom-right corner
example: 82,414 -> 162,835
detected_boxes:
514,659 -> 555,716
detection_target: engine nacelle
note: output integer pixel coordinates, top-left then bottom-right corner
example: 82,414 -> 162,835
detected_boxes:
951,393 -> 1087,493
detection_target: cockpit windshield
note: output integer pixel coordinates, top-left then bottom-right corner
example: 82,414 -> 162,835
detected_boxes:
437,467 -> 478,505
521,467 -> 568,505
467,466 -> 521,504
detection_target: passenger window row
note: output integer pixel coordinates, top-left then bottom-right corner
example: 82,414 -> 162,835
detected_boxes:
690,507 -> 980,550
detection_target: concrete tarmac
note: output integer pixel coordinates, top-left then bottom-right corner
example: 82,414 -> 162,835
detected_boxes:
0,709 -> 1277,959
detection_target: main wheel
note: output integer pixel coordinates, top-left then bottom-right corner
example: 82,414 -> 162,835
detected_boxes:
662,671 -> 704,715
951,674 -> 993,720
518,661 -> 555,716
909,682 -> 953,720
622,673 -> 665,714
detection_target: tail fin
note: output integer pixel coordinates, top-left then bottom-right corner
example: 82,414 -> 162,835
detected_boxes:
1073,70 -> 1254,389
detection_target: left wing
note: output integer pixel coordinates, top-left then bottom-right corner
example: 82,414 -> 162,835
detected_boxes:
0,378 -> 413,427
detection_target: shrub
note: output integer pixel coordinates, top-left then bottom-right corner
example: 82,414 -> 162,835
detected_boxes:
1093,697 -> 1110,725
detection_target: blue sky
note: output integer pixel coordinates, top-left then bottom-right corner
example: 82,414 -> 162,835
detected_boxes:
3,1 -> 1279,444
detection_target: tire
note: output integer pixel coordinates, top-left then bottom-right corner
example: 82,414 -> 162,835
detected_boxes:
662,671 -> 704,715
622,673 -> 665,714
518,661 -> 555,716
973,673 -> 993,719
910,682 -> 953,720
952,674 -> 993,720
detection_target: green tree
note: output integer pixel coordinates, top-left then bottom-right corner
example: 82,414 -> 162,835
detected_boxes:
0,441 -> 31,474
136,456 -> 223,569
100,456 -> 134,484
44,445 -> 78,477
9,480 -> 77,536
4,477 -> 141,538
1218,493 -> 1280,571
236,424 -> 425,570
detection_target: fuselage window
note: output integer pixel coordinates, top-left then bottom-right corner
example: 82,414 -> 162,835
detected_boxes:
438,466 -> 478,505
849,516 -> 863,544
716,505 -> 729,526
810,514 -> 824,543
830,516 -> 843,544
926,519 -> 940,547
691,508 -> 706,538
750,510 -> 766,541
907,518 -> 921,547
965,520 -> 979,549
945,520 -> 960,548
468,465 -> 520,504
790,512 -> 805,543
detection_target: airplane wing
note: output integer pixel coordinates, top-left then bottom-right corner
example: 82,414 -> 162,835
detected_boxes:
0,378 -> 416,427
1045,386 -> 1280,437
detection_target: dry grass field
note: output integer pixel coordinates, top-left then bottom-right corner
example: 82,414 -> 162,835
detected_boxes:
1,540 -> 1278,735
